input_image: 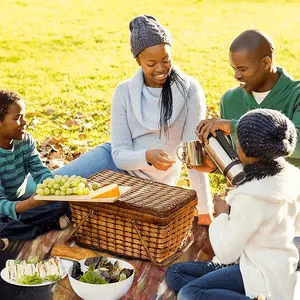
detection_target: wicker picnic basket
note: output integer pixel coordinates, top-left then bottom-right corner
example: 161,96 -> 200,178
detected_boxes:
70,170 -> 197,266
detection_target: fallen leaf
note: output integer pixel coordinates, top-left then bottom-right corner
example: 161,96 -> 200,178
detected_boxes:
52,137 -> 69,144
79,133 -> 88,139
47,108 -> 55,115
72,140 -> 89,146
74,112 -> 84,118
65,120 -> 77,127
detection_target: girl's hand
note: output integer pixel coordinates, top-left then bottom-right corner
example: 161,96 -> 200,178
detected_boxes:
213,193 -> 230,216
146,149 -> 175,171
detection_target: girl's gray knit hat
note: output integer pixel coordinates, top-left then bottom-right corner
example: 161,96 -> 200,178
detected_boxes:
129,15 -> 171,58
237,108 -> 297,160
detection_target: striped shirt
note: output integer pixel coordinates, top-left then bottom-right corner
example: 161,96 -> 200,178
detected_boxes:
0,133 -> 52,220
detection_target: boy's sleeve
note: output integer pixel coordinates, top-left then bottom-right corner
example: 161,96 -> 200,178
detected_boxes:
26,135 -> 53,184
0,179 -> 18,220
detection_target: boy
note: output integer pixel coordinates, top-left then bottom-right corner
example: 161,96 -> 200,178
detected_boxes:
0,90 -> 70,240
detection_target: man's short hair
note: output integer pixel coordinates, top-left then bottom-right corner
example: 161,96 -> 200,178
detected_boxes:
230,29 -> 275,59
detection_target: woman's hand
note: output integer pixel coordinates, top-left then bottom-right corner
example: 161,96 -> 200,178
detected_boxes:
196,118 -> 231,144
213,193 -> 230,217
146,149 -> 175,171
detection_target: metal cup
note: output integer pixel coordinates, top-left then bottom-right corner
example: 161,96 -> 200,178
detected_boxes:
177,140 -> 203,167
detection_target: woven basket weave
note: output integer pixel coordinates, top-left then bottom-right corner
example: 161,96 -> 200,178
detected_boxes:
70,170 -> 197,265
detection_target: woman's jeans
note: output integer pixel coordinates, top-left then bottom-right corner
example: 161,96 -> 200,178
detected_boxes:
166,261 -> 252,300
26,142 -> 123,192
53,142 -> 122,177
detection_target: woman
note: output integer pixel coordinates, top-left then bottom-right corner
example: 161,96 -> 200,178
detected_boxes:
49,15 -> 212,224
166,109 -> 300,300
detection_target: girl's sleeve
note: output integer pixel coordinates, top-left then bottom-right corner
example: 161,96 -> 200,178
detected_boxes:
26,135 -> 53,184
295,196 -> 300,236
209,194 -> 265,264
111,87 -> 150,170
182,79 -> 212,215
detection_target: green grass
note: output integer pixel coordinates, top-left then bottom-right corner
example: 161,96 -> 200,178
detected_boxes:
1,0 -> 300,191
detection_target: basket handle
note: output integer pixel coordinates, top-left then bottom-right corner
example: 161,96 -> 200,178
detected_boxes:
132,220 -> 194,267
64,210 -> 94,242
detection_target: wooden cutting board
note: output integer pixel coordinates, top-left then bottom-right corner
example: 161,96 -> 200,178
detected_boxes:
34,186 -> 131,202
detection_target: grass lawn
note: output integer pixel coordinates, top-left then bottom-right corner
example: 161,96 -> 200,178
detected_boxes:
0,0 -> 300,190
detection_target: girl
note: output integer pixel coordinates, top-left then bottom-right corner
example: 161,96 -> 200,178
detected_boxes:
166,108 -> 300,300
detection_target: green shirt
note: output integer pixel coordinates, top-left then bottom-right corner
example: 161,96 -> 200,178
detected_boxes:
221,67 -> 300,167
0,133 -> 52,219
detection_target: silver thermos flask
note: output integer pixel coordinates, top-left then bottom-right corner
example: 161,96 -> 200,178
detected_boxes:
204,131 -> 245,185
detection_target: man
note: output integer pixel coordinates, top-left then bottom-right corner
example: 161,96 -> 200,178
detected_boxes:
196,29 -> 300,171
196,29 -> 300,268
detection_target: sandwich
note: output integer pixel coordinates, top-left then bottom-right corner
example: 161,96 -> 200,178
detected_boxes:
6,257 -> 63,284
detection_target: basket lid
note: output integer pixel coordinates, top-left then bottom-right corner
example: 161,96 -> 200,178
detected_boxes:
88,170 -> 197,218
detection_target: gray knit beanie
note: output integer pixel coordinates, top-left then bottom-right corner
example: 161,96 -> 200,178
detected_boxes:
129,15 -> 171,58
237,109 -> 297,160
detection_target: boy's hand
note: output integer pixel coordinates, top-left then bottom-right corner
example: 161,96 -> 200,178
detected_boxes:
15,194 -> 48,213
213,194 -> 230,216
196,118 -> 231,144
146,149 -> 175,171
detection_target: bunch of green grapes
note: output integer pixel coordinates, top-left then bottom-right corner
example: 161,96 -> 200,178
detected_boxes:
36,175 -> 90,196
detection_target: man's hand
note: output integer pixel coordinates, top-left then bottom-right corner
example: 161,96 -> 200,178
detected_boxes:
196,118 -> 232,144
15,194 -> 49,213
213,193 -> 230,217
146,149 -> 175,171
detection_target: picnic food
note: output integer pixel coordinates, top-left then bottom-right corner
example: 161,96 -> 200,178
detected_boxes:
51,244 -> 100,261
36,175 -> 90,196
6,257 -> 63,284
36,175 -> 120,198
70,256 -> 133,284
89,184 -> 120,199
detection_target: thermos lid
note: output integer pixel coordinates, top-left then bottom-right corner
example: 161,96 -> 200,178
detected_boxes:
231,171 -> 246,185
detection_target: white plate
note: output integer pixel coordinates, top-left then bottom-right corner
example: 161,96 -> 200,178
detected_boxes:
34,186 -> 131,203
0,258 -> 73,287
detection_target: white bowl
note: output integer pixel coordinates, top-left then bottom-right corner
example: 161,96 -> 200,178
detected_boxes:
68,257 -> 134,300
